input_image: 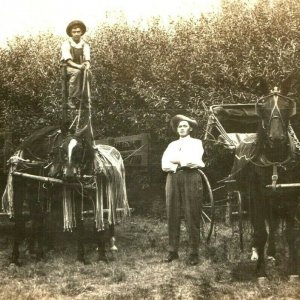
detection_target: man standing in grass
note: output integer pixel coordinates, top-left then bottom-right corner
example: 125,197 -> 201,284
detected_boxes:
161,115 -> 205,266
61,20 -> 91,109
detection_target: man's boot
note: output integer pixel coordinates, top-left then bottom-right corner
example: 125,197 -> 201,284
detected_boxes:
164,251 -> 179,262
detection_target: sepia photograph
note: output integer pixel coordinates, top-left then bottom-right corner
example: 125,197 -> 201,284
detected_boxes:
0,0 -> 300,299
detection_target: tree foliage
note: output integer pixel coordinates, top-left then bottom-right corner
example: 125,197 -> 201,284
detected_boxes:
1,0 -> 300,147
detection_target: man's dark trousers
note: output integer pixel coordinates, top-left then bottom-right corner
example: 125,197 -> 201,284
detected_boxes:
165,169 -> 203,255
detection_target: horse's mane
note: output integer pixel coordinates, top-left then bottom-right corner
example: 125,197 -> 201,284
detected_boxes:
20,125 -> 60,150
253,125 -> 265,158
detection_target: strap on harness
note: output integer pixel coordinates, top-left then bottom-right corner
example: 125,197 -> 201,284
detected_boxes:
271,165 -> 278,191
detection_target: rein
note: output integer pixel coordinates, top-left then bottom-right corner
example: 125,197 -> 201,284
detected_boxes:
249,153 -> 292,168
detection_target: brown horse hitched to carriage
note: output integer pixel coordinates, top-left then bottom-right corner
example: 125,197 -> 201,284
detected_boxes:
203,83 -> 300,280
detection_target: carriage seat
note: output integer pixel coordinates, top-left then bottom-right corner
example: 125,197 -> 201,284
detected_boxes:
217,133 -> 257,149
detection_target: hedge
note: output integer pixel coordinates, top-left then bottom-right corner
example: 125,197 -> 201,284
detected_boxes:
1,0 -> 300,147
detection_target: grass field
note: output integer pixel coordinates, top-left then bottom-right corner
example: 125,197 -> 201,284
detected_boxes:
0,215 -> 299,299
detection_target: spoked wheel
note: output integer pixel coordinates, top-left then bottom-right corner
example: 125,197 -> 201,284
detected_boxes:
228,190 -> 248,252
198,170 -> 215,243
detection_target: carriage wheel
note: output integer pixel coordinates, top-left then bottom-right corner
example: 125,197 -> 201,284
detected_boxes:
228,190 -> 246,251
198,170 -> 215,244
235,191 -> 244,252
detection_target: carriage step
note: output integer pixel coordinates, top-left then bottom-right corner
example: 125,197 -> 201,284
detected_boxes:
231,211 -> 248,216
82,208 -> 134,216
212,185 -> 225,192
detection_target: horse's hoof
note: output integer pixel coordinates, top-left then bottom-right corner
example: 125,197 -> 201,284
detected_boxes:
257,276 -> 268,285
46,249 -> 55,256
251,247 -> 258,261
267,256 -> 276,262
288,275 -> 299,282
25,250 -> 35,257
110,245 -> 118,252
46,246 -> 55,253
98,255 -> 109,263
77,258 -> 90,265
35,256 -> 44,262
9,261 -> 21,267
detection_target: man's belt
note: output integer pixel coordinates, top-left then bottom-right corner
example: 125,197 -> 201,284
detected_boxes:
177,166 -> 199,172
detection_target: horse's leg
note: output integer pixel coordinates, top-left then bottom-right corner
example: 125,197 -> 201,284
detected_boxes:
286,210 -> 298,276
96,227 -> 108,263
75,196 -> 87,264
34,204 -> 45,261
26,219 -> 35,256
44,210 -> 54,252
45,190 -> 61,252
254,226 -> 268,276
28,183 -> 45,261
76,219 -> 86,263
109,224 -> 118,252
266,203 -> 278,261
45,211 -> 56,252
12,213 -> 25,266
11,180 -> 25,266
252,219 -> 267,276
251,189 -> 268,277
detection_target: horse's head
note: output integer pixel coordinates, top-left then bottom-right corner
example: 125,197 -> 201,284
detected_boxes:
255,87 -> 296,149
58,126 -> 94,181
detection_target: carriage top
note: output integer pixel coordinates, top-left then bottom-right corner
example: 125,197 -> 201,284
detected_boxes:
204,103 -> 260,151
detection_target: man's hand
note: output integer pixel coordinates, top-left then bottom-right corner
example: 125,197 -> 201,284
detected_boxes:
82,61 -> 90,70
186,163 -> 199,168
170,159 -> 180,164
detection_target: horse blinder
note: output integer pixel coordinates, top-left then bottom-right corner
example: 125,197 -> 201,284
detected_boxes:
289,100 -> 296,118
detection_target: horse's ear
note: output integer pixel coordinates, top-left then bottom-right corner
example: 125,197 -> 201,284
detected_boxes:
255,77 -> 269,96
289,99 -> 297,117
60,120 -> 69,136
74,125 -> 89,138
280,73 -> 294,96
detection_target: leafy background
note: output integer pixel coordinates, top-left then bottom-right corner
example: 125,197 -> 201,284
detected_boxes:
1,0 -> 300,143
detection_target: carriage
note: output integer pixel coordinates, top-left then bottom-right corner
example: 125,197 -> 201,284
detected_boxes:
202,103 -> 260,249
202,87 -> 300,278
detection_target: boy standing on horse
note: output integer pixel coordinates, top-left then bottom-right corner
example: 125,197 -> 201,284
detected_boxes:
61,20 -> 91,109
162,115 -> 205,266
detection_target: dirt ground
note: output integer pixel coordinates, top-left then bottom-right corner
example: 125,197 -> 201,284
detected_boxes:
0,215 -> 299,299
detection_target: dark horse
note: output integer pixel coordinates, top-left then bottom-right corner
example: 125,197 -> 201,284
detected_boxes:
231,86 -> 300,278
2,124 -> 129,265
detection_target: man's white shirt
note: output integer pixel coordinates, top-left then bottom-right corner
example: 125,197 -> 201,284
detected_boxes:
161,135 -> 205,172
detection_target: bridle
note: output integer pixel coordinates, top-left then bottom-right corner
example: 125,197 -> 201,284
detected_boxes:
60,135 -> 92,171
255,88 -> 296,142
253,88 -> 297,189
261,95 -> 286,131
256,88 -> 295,129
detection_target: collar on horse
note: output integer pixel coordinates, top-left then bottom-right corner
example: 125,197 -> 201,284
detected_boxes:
250,127 -> 300,191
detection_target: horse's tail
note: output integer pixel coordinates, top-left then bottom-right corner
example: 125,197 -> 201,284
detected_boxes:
94,145 -> 130,231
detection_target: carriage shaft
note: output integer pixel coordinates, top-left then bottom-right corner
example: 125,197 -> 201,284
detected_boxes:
266,183 -> 300,189
12,171 -> 95,189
